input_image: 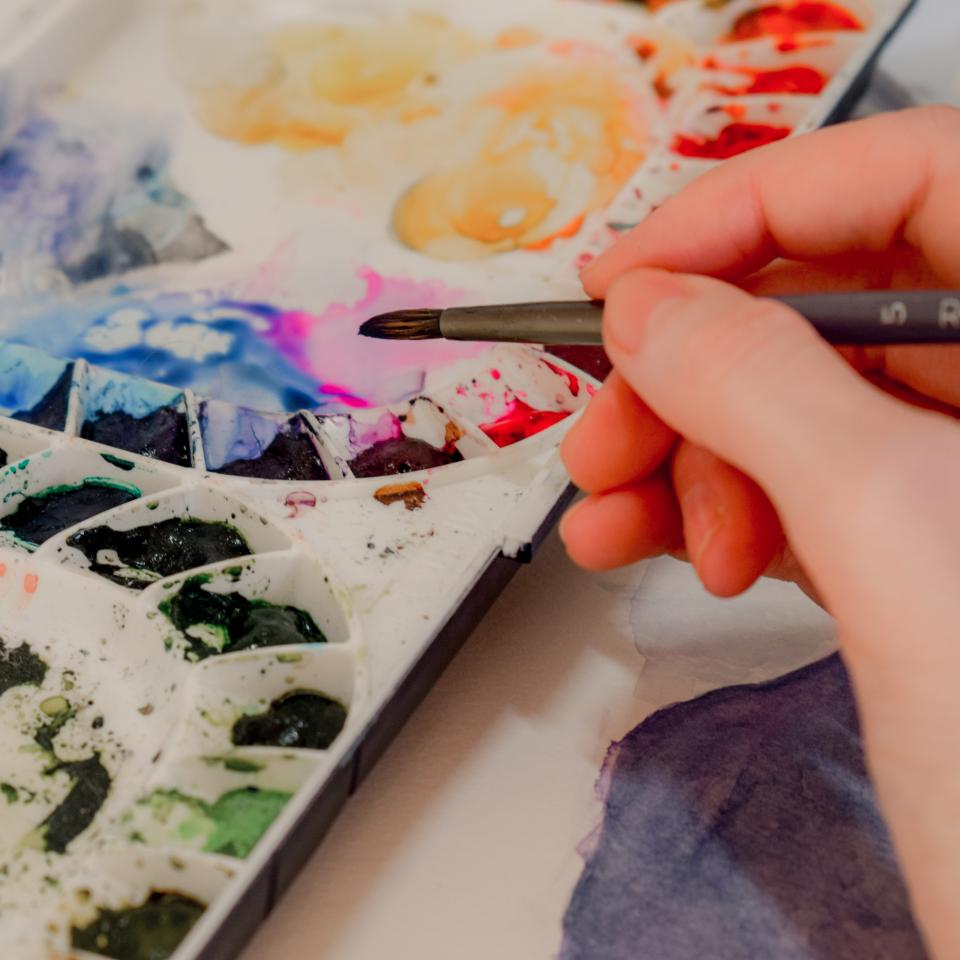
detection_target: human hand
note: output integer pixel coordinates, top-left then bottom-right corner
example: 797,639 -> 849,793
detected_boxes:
559,106 -> 960,958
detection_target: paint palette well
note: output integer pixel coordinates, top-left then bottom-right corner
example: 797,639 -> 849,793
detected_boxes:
0,0 -> 913,957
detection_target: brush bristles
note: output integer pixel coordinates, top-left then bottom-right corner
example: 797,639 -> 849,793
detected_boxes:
359,309 -> 443,340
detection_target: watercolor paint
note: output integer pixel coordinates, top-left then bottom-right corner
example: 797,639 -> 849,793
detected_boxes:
0,0 -> 910,957
0,479 -> 141,547
231,692 -> 348,750
67,518 -> 253,589
71,891 -> 207,960
160,575 -> 327,661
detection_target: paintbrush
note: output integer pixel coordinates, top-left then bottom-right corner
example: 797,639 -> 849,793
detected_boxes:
359,292 -> 960,346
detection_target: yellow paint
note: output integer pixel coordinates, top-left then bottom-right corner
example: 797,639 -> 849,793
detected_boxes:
393,66 -> 646,260
184,15 -> 476,149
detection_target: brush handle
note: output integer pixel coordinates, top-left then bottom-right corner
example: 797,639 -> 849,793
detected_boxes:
440,292 -> 960,346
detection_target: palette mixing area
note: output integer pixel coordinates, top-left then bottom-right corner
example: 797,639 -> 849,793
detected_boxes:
0,0 -> 913,957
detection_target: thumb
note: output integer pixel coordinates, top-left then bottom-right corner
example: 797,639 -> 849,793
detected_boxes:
601,269 -> 960,619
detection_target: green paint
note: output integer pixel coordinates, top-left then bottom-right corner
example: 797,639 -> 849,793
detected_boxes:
34,706 -> 74,754
101,453 -> 137,472
223,757 -> 263,774
71,891 -> 206,960
40,695 -> 70,717
1,783 -> 18,804
40,754 -> 111,854
232,691 -> 347,750
67,518 -> 252,590
0,641 -> 47,697
140,786 -> 290,859
1,478 -> 141,547
159,576 -> 326,661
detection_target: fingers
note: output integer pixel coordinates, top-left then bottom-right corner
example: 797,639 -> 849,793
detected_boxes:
559,477 -> 682,571
560,372 -> 676,494
672,443 -> 784,598
582,106 -> 960,297
599,268 -> 916,556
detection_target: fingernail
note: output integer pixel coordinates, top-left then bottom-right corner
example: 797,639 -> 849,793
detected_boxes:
604,271 -> 694,356
681,482 -> 723,571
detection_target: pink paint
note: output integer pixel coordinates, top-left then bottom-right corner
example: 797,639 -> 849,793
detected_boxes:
284,491 -> 318,518
480,398 -> 570,447
261,267 -> 488,411
348,410 -> 404,453
490,369 -> 502,381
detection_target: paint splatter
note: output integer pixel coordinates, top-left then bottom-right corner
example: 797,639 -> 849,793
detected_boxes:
561,656 -> 927,960
726,2 -> 864,42
283,491 -> 317,518
480,398 -> 569,447
672,122 -> 792,159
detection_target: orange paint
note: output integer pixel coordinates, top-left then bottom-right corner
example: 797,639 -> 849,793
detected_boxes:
0,564 -> 6,577
522,214 -> 585,251
496,27 -> 543,49
23,573 -> 38,594
727,2 -> 863,42
393,64 -> 647,259
181,15 -> 477,150
705,64 -> 827,96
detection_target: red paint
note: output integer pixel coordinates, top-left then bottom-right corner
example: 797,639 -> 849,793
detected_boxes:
707,65 -> 826,96
480,399 -> 570,447
490,369 -> 502,380
284,490 -> 317,518
672,122 -> 791,159
23,573 -> 38,594
728,2 -> 862,42
543,360 -> 581,397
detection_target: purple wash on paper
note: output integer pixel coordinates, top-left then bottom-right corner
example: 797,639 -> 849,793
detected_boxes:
0,96 -> 226,294
561,655 -> 928,960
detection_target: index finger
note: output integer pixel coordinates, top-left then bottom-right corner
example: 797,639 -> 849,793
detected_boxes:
582,106 -> 960,296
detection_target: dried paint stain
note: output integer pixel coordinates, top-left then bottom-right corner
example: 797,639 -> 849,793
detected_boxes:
232,691 -> 348,750
71,891 -> 206,960
374,481 -> 427,511
727,2 -> 864,42
133,786 -> 291,859
159,575 -> 326,660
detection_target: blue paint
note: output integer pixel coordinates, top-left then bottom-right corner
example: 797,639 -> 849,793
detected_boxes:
0,96 -> 226,298
200,402 -> 328,480
0,343 -> 73,428
561,656 -> 927,960
0,293 -> 325,413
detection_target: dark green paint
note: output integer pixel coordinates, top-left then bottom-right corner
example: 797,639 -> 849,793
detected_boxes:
232,691 -> 347,750
1,479 -> 141,547
67,518 -> 252,590
71,891 -> 206,960
0,641 -> 47,697
159,576 -> 325,660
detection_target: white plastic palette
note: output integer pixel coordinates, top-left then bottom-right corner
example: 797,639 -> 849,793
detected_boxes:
0,1 -> 913,958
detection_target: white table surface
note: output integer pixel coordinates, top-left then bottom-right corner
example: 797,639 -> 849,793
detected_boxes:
239,2 -> 959,957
